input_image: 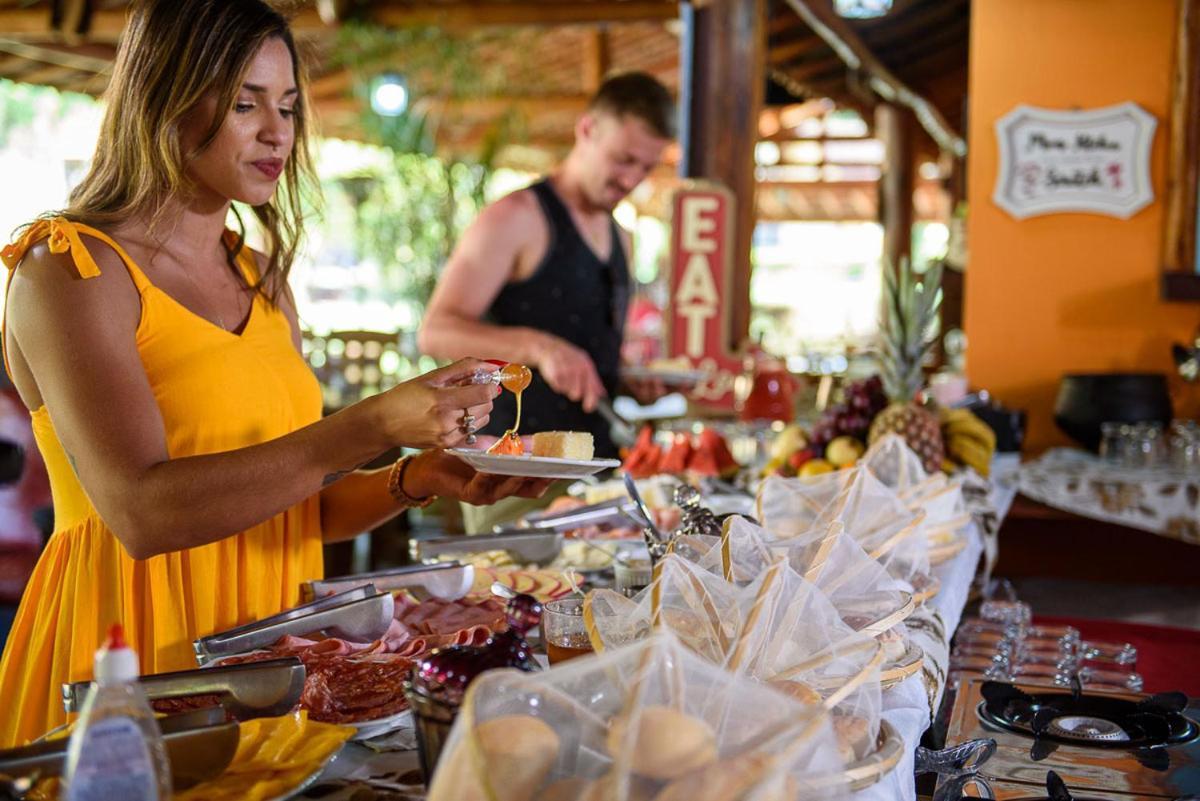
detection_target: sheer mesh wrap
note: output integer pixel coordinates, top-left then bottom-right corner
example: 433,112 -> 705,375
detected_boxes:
427,633 -> 853,801
861,433 -> 927,492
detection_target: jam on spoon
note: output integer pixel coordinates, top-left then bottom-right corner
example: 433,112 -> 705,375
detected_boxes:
488,363 -> 533,455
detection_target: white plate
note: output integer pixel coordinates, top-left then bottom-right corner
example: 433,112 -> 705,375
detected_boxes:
349,708 -> 413,741
449,449 -> 621,480
266,747 -> 343,801
621,366 -> 709,384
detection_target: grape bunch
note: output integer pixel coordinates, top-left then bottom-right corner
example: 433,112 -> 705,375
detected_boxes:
809,376 -> 888,451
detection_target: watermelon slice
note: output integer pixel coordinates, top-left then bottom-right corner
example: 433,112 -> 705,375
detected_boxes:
659,433 -> 694,474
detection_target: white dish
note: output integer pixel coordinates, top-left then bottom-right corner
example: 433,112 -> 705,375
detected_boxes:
621,366 -> 709,385
349,708 -> 413,741
449,449 -> 620,480
266,747 -> 343,801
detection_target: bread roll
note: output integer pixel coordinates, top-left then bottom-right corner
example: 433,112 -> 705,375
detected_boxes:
541,777 -> 590,801
533,431 -> 594,461
606,705 -> 717,781
578,771 -> 659,801
832,715 -> 871,764
878,628 -> 907,661
653,754 -> 797,801
473,715 -> 560,801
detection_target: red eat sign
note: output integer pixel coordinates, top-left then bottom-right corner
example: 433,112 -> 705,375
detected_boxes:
665,182 -> 742,410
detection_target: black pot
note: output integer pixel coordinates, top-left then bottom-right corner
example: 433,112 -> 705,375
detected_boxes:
1053,373 -> 1173,452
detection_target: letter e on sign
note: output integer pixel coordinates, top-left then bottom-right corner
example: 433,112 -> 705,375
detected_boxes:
665,182 -> 741,409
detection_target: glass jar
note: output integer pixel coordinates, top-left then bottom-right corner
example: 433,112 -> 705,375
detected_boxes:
1099,421 -> 1127,463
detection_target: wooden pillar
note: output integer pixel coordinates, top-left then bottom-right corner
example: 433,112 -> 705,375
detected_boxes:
582,29 -> 609,93
680,0 -> 766,351
876,103 -> 914,269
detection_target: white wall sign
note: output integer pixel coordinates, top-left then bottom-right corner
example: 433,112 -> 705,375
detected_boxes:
993,102 -> 1156,220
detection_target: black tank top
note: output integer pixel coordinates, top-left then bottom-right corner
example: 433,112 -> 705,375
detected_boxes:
482,179 -> 630,458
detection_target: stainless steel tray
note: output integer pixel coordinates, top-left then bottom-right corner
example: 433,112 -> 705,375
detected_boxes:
305,561 -> 474,602
194,590 -> 394,665
63,657 -> 305,719
412,530 -> 563,566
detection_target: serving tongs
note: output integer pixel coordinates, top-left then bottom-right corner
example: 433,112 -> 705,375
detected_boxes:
412,531 -> 563,566
63,657 -> 305,720
494,496 -> 641,535
305,561 -> 475,602
193,585 -> 394,665
623,472 -> 671,565
0,716 -> 239,791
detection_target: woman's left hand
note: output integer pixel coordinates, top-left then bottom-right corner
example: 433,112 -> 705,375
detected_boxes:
401,449 -> 556,506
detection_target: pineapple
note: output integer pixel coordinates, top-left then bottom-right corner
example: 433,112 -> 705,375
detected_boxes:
867,257 -> 945,474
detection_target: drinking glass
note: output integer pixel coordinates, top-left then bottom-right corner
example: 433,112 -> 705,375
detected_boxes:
540,598 -> 593,665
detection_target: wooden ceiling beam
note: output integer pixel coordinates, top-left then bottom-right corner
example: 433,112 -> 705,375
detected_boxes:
0,37 -> 112,72
858,0 -> 967,51
314,93 -> 590,118
768,35 -> 826,66
785,55 -> 843,82
877,19 -> 969,72
12,63 -> 79,87
767,8 -> 807,37
0,7 -> 123,41
781,0 -> 965,155
900,45 -> 969,86
581,28 -> 609,93
292,2 -> 678,30
0,3 -> 678,42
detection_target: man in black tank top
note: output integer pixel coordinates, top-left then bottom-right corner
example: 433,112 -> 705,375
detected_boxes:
419,73 -> 675,469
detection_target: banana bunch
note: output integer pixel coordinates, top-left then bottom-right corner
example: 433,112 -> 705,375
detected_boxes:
940,408 -> 996,477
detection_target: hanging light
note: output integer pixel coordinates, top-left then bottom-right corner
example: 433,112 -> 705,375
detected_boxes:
369,73 -> 409,117
834,0 -> 893,19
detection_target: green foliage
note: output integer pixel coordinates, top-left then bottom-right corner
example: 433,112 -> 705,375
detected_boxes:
325,22 -> 522,312
0,79 -> 92,148
323,155 -> 489,306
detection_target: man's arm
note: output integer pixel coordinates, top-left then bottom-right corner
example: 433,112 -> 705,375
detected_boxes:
419,190 -> 607,412
418,191 -> 544,364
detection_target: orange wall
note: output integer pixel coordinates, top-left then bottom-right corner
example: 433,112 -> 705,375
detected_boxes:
964,0 -> 1200,453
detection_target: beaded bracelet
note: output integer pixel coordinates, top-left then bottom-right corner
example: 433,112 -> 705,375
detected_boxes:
386,454 -> 436,509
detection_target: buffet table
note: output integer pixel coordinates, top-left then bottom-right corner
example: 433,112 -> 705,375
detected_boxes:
298,460 -> 1021,801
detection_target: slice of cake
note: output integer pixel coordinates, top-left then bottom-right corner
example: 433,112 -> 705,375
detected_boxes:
532,431 -> 594,461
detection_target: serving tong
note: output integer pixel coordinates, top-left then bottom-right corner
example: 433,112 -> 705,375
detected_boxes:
193,585 -> 394,665
0,715 -> 239,791
411,497 -> 650,567
496,496 -> 642,534
63,657 -> 305,719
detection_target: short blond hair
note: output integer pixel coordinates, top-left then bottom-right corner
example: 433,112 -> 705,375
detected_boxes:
588,71 -> 676,139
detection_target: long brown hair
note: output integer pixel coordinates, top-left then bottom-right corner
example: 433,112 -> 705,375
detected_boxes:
61,0 -> 317,302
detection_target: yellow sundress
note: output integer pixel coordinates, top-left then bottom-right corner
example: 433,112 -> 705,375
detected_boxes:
0,218 -> 324,745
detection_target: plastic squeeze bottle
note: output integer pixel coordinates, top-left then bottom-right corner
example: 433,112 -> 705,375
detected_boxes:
63,623 -> 172,801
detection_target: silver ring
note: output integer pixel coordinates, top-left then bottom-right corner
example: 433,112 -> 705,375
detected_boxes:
465,433 -> 478,446
461,412 -> 476,431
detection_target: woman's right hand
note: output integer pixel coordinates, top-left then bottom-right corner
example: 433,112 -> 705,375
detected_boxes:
371,358 -> 499,449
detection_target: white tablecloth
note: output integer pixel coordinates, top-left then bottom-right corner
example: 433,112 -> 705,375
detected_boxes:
1018,448 -> 1200,544
856,457 -> 1020,801
854,522 -> 983,801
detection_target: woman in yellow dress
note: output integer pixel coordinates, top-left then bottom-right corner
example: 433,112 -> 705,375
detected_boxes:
0,0 -> 552,745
